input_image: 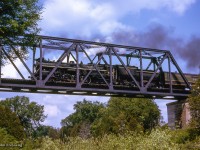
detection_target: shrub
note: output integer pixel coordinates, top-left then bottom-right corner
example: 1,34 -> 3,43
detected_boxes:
0,128 -> 22,150
59,128 -> 180,150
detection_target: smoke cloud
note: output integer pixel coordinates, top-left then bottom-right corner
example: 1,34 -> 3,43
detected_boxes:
107,24 -> 200,70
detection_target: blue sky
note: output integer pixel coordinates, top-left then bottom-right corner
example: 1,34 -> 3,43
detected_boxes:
1,0 -> 200,127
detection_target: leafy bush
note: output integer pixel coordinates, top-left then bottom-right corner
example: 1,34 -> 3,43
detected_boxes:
22,138 -> 42,150
32,129 -> 180,150
179,136 -> 200,150
172,128 -> 200,144
0,105 -> 25,140
0,128 -> 17,143
0,128 -> 22,150
171,129 -> 191,144
14,128 -> 200,149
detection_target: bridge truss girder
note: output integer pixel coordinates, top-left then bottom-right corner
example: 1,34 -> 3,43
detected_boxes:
0,35 -> 191,99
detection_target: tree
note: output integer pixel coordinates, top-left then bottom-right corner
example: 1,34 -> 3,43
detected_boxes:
0,128 -> 18,143
61,99 -> 105,138
33,125 -> 60,139
0,0 -> 42,64
92,97 -> 160,136
0,105 -> 25,140
61,98 -> 160,138
188,77 -> 200,129
0,96 -> 47,137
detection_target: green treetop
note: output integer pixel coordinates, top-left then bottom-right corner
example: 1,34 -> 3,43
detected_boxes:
0,0 -> 42,64
0,96 -> 47,137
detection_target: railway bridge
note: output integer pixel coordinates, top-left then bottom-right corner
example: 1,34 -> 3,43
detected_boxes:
0,35 -> 199,100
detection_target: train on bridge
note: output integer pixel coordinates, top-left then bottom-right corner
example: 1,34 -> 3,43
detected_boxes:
1,35 -> 198,99
33,58 -> 198,90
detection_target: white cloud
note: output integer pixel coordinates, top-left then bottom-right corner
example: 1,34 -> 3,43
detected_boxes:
40,0 -> 130,37
108,0 -> 196,15
2,59 -> 29,79
40,0 -> 196,38
25,93 -> 109,127
164,0 -> 196,14
45,104 -> 61,117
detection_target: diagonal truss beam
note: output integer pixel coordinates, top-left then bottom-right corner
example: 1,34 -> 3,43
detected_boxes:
145,53 -> 167,89
44,44 -> 74,83
79,44 -> 93,63
168,52 -> 191,89
80,48 -> 109,87
10,44 -> 37,81
112,48 -> 141,89
2,48 -> 25,79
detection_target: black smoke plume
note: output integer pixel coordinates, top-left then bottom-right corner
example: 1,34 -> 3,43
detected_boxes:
108,24 -> 200,71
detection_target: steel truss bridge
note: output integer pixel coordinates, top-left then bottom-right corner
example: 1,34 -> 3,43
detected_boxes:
0,35 -> 198,100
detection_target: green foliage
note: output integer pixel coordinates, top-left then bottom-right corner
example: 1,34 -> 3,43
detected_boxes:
61,99 -> 105,138
0,127 -> 197,150
172,129 -> 191,144
172,128 -> 200,144
22,138 -> 42,150
0,96 -> 47,137
33,125 -> 60,139
0,128 -> 22,150
61,99 -> 105,126
0,105 -> 25,140
108,97 -> 160,131
188,76 -> 200,129
28,129 -> 181,150
92,97 -> 160,136
0,128 -> 17,143
34,137 -> 62,150
180,136 -> 200,150
0,0 -> 42,64
61,98 -> 160,138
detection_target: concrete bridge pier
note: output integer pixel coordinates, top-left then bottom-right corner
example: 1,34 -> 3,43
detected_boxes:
167,99 -> 191,129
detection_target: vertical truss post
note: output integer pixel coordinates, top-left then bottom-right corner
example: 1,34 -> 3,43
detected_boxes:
139,50 -> 144,88
168,54 -> 172,93
32,47 -> 36,76
109,48 -> 113,90
39,38 -> 43,81
145,54 -> 167,89
76,44 -> 80,88
67,55 -> 69,63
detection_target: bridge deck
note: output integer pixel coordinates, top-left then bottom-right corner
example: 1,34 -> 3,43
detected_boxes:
0,78 -> 191,99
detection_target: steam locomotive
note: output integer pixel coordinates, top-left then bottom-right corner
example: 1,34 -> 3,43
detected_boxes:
33,58 -> 197,89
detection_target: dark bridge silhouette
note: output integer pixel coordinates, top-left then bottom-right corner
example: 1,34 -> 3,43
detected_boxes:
0,35 -> 198,100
